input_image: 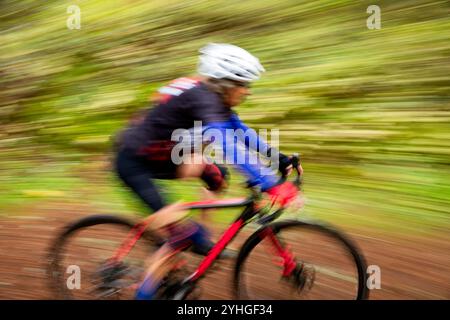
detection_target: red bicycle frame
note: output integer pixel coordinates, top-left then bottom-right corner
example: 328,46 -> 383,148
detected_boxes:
109,195 -> 297,288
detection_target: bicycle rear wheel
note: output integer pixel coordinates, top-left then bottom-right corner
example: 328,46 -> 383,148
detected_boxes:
47,215 -> 159,299
234,220 -> 369,300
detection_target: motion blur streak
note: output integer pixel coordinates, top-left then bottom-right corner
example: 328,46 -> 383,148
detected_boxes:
0,0 -> 449,299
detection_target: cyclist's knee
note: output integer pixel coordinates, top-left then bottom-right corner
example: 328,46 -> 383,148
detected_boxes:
200,163 -> 229,192
177,153 -> 207,178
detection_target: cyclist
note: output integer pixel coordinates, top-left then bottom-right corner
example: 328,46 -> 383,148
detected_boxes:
114,43 -> 303,299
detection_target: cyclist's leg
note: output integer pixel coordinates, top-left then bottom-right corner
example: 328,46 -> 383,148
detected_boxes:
116,149 -> 166,213
172,153 -> 216,253
177,157 -> 236,256
147,152 -> 218,246
116,150 -> 189,299
175,152 -> 207,179
115,151 -> 219,299
136,243 -> 178,300
117,151 -> 234,251
148,153 -> 234,257
116,149 -> 216,243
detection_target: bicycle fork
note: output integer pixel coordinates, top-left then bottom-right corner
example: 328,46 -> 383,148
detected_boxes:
262,227 -> 298,277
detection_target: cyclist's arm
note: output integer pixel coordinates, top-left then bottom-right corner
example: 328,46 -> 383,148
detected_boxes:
229,113 -> 293,175
229,113 -> 271,155
229,113 -> 287,161
204,120 -> 278,191
186,88 -> 278,191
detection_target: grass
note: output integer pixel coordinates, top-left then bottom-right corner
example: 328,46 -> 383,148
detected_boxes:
1,0 -> 449,239
1,154 -> 448,239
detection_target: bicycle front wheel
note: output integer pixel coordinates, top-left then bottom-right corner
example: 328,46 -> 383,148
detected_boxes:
234,220 -> 369,300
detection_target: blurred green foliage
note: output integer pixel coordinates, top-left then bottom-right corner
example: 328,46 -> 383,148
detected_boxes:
1,0 -> 449,235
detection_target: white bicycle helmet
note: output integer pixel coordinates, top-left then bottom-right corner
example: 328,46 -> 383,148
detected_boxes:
198,43 -> 265,82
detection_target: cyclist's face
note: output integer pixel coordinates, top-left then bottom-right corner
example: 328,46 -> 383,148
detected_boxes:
226,84 -> 251,107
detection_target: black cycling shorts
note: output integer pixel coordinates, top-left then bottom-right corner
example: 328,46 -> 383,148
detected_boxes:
115,149 -> 228,213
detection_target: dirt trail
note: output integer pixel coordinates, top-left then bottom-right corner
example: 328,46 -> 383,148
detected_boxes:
0,203 -> 448,300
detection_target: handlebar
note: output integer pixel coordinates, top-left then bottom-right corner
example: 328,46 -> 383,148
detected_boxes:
246,153 -> 303,196
246,153 -> 303,225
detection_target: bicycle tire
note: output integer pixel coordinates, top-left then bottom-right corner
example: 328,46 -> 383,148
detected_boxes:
47,214 -> 158,299
234,219 -> 369,300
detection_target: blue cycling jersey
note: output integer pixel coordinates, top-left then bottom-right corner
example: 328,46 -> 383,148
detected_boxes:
119,77 -> 278,191
205,117 -> 278,191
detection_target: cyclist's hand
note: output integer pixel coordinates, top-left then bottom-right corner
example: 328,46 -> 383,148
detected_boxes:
279,153 -> 304,177
266,181 -> 299,207
278,153 -> 292,177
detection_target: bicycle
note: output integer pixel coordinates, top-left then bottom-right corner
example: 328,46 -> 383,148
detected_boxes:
47,155 -> 369,300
